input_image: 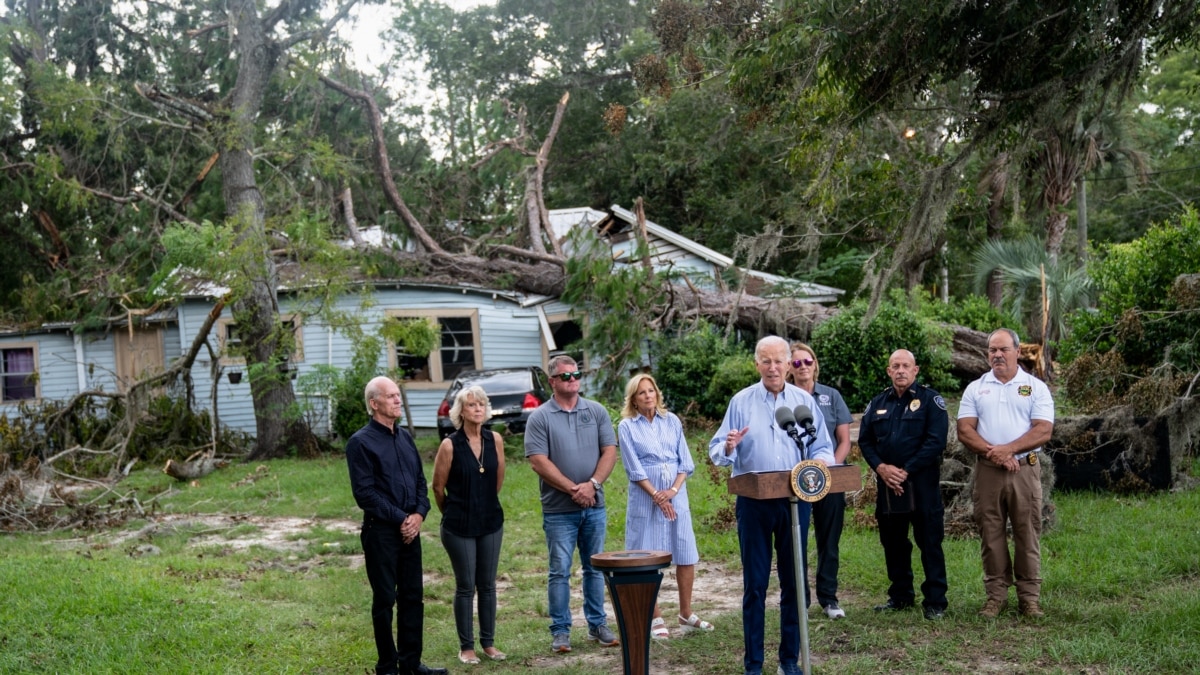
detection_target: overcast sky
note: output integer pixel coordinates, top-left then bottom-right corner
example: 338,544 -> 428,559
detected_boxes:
341,0 -> 495,73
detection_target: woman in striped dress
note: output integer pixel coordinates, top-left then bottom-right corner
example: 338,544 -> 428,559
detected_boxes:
618,373 -> 713,640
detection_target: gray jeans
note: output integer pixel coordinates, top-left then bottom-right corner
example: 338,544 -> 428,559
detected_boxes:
440,523 -> 504,650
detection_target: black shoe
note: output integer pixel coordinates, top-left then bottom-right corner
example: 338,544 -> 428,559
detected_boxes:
923,606 -> 946,620
409,665 -> 448,675
873,598 -> 914,612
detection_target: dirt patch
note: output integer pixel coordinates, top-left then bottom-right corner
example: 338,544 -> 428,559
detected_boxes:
64,513 -> 362,556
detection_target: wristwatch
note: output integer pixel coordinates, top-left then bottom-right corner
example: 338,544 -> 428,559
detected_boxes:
590,478 -> 602,491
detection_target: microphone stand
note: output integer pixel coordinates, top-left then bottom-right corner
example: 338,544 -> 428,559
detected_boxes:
785,428 -> 818,675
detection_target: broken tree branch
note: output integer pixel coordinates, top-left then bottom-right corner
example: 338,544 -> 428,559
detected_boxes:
316,70 -> 444,254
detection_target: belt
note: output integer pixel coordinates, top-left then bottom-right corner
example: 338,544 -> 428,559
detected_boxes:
979,451 -> 1041,468
1013,451 -> 1041,466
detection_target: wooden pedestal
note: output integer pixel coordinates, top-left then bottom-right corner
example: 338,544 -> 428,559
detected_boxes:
590,550 -> 672,675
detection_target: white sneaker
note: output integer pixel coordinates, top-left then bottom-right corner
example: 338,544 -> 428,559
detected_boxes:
823,603 -> 846,620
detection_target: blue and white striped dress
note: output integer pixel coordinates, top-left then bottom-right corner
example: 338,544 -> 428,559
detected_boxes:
618,411 -> 699,565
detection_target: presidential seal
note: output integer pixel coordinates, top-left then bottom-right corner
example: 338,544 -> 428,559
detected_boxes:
790,460 -> 831,503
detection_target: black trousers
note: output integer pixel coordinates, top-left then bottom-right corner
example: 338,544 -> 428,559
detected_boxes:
812,492 -> 845,607
362,518 -> 424,675
877,508 -> 948,610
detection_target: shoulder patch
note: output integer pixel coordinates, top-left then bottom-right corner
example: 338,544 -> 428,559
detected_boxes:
934,396 -> 946,410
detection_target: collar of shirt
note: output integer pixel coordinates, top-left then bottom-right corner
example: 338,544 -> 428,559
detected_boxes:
732,383 -> 812,474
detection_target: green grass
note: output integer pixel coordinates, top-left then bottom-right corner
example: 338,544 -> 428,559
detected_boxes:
1,431 -> 1197,674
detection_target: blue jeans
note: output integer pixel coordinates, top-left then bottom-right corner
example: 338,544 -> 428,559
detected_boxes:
737,496 -> 810,673
543,507 -> 608,635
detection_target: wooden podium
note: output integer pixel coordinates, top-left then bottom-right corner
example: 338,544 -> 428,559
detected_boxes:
728,464 -> 863,499
727,463 -> 863,675
590,550 -> 673,675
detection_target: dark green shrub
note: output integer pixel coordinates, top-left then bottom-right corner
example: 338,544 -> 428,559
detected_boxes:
650,321 -> 748,419
916,291 -> 1008,333
811,299 -> 956,412
704,354 -> 760,417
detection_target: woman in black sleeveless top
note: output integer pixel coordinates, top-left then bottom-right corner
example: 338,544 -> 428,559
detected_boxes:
431,385 -> 506,664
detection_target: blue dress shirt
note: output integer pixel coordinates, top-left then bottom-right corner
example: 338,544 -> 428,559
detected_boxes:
708,382 -> 835,477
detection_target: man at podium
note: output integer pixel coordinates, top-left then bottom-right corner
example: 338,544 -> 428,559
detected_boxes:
708,336 -> 835,675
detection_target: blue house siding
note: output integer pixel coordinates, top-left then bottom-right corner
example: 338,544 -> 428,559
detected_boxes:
80,332 -> 120,393
168,286 -> 555,436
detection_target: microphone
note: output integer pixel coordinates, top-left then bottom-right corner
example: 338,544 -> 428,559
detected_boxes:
793,404 -> 819,439
775,406 -> 802,441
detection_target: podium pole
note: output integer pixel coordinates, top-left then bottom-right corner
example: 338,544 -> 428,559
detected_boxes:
789,497 -> 812,675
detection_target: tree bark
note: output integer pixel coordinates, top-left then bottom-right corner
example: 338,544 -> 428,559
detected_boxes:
981,154 -> 1008,308
163,456 -> 229,481
222,0 -> 317,460
530,92 -> 569,258
1044,208 -> 1071,262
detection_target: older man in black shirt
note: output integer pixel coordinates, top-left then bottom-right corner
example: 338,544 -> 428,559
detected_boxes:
858,349 -> 949,620
346,376 -> 447,675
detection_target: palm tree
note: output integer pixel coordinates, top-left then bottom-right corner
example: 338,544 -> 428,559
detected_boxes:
1032,108 -> 1148,263
971,236 -> 1092,349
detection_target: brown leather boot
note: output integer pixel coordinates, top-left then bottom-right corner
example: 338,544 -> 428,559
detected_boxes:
978,598 -> 1007,618
1019,600 -> 1044,618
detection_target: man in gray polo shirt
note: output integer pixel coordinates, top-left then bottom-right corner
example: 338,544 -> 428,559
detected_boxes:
524,355 -> 620,653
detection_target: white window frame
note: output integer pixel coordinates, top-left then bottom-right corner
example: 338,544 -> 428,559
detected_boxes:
386,309 -> 481,390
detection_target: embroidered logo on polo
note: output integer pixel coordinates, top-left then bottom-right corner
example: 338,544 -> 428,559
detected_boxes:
1018,385 -> 1033,397
819,394 -> 831,405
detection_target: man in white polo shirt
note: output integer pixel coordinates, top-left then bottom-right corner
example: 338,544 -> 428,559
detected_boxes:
957,328 -> 1055,619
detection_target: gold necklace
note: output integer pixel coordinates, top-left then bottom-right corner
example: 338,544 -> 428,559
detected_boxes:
468,433 -> 485,474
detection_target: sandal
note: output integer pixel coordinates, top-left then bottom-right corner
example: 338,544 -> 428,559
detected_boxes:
651,616 -> 670,639
678,613 -> 714,632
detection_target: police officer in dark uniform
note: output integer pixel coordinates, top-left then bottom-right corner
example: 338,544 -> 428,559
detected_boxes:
858,349 -> 949,620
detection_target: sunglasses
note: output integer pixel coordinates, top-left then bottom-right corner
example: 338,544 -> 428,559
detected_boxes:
554,371 -> 583,382
792,358 -> 815,368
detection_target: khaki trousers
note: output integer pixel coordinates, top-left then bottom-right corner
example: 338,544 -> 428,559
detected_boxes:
972,459 -> 1042,604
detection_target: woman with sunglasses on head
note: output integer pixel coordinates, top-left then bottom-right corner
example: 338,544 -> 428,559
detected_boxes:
787,343 -> 853,620
617,373 -> 712,640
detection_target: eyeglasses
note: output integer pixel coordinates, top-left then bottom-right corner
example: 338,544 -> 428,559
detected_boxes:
792,358 -> 814,368
554,371 -> 583,382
